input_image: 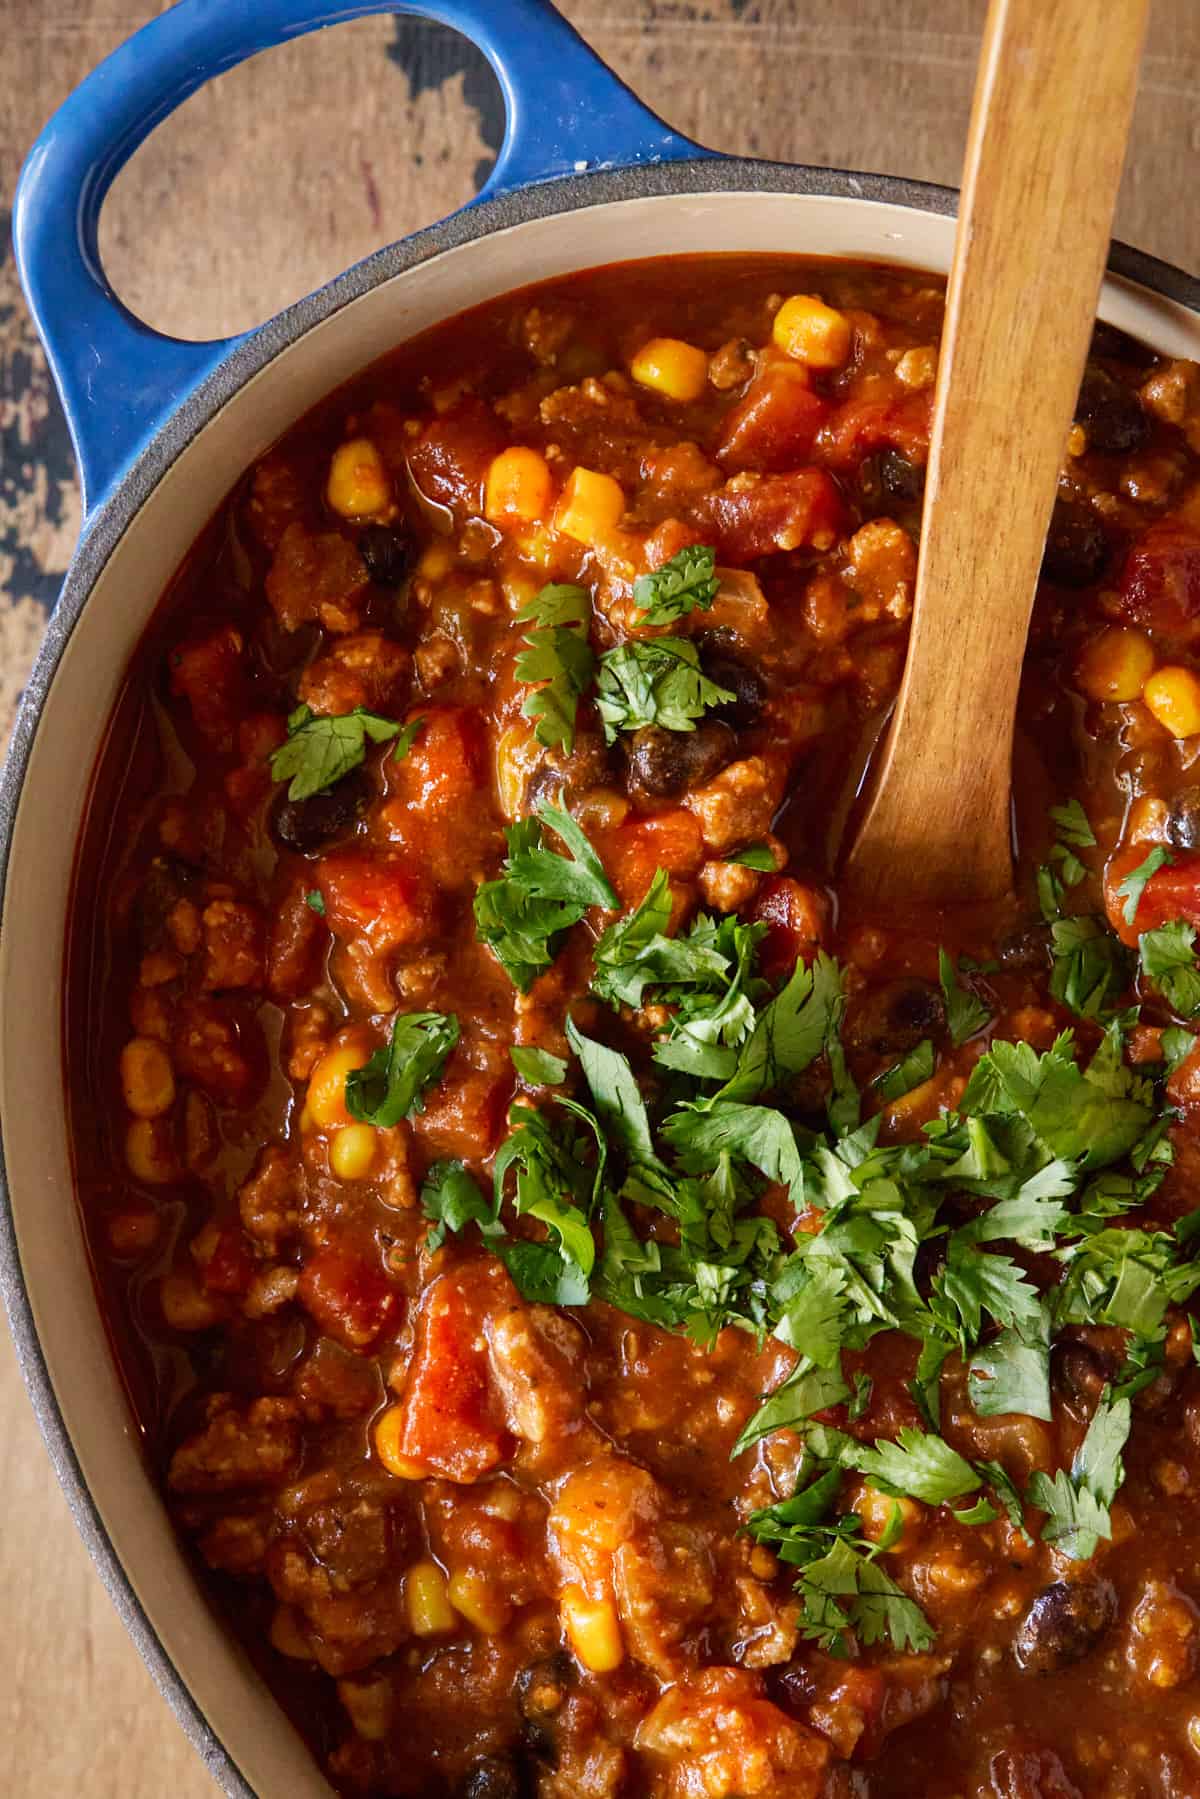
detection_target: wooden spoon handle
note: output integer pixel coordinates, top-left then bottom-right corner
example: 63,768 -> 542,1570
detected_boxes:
845,0 -> 1148,904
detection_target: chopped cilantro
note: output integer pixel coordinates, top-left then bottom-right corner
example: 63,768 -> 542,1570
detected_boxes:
1026,1392 -> 1130,1560
1162,1025 -> 1196,1074
851,1426 -> 981,1505
938,949 -> 992,1046
304,889 -> 326,916
872,1039 -> 935,1102
631,544 -> 720,626
514,583 -> 596,754
345,1011 -> 459,1127
492,1100 -> 600,1304
510,1045 -> 568,1086
1140,920 -> 1200,1017
728,843 -> 778,871
421,1160 -> 497,1251
1048,916 -> 1130,1020
269,703 -> 403,801
474,803 -> 616,991
1050,799 -> 1097,850
595,637 -> 734,741
1117,846 -> 1174,926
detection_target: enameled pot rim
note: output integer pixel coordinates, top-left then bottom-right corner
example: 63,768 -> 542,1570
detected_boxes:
2,155 -> 1198,1798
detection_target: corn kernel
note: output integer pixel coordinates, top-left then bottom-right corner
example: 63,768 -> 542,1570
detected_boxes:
855,1484 -> 925,1553
125,1117 -> 176,1185
120,1036 -> 176,1119
374,1403 -> 429,1479
406,1559 -> 456,1636
448,1569 -> 512,1635
772,294 -> 853,369
1075,626 -> 1156,702
270,1605 -> 313,1661
555,467 -> 625,546
1143,665 -> 1200,737
306,1043 -> 366,1130
560,1584 -> 624,1672
495,722 -> 544,822
330,1122 -> 378,1181
485,446 -> 554,527
629,337 -> 709,403
159,1271 -> 222,1331
326,437 -> 392,519
418,540 -> 454,581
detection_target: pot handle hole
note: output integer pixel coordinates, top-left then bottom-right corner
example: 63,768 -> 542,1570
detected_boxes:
13,0 -> 712,519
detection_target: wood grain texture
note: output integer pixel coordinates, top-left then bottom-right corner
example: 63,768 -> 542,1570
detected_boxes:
846,0 -> 1149,902
1,3 -> 1200,1793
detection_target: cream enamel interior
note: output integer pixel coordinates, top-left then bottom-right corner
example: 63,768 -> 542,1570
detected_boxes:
3,187 -> 1200,1797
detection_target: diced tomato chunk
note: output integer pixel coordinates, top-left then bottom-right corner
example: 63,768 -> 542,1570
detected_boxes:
388,705 -> 487,820
1118,521 -> 1200,636
817,388 -> 934,471
397,1263 -> 514,1482
715,366 -> 830,472
409,1056 -> 512,1165
1104,844 -> 1200,946
701,468 -> 843,561
201,1223 -> 257,1296
168,624 -> 248,748
748,875 -> 829,977
298,1243 -> 400,1351
407,399 -> 506,518
605,809 -> 705,909
318,851 -> 438,953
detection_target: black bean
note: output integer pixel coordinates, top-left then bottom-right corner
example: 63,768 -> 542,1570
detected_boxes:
858,449 -> 925,513
1051,1341 -> 1108,1410
997,921 -> 1053,973
358,522 -> 414,588
1090,320 -> 1155,368
273,769 -> 370,856
845,978 -> 945,1057
524,735 -> 614,813
701,650 -> 768,729
1167,786 -> 1200,852
1013,1579 -> 1117,1674
458,1756 -> 526,1799
1074,363 -> 1150,454
626,720 -> 735,799
1041,504 -> 1110,588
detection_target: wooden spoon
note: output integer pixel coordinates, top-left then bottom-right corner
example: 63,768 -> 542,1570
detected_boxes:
843,0 -> 1149,905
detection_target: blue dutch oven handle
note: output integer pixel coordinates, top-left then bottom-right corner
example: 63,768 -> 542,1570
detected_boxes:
13,0 -> 712,518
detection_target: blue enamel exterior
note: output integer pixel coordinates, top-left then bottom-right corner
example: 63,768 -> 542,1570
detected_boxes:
12,0 -> 710,518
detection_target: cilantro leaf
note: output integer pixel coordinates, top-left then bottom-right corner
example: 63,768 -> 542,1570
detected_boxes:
1050,799 -> 1097,850
421,1160 -> 497,1251
590,872 -> 731,1010
732,1360 -> 850,1457
345,1011 -> 459,1127
872,1039 -> 935,1102
304,889 -> 326,916
938,949 -> 992,1046
717,951 -> 845,1104
595,637 -> 734,741
1140,920 -> 1200,1017
932,1240 -> 1043,1344
269,704 -> 402,801
514,583 -> 596,754
1118,846 -> 1174,927
493,1101 -> 598,1301
474,803 -> 616,991
851,1427 -> 981,1505
663,1099 -> 805,1198
1162,1025 -> 1196,1074
959,1032 -> 1153,1169
631,544 -> 720,627
391,715 -> 426,762
566,1019 -> 657,1167
1048,915 -> 1130,1020
1027,1392 -> 1130,1560
967,1317 -> 1053,1421
510,1046 -> 568,1085
728,844 -> 778,871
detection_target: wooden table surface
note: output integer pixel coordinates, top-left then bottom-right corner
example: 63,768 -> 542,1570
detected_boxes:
2,3 -> 1200,1791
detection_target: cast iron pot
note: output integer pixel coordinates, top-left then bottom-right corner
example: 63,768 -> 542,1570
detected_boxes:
3,2 -> 1200,1792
